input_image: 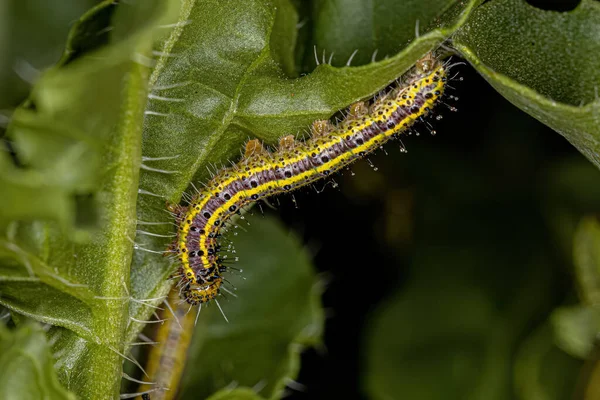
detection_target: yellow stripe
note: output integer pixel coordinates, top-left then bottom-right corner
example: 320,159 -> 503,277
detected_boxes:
179,66 -> 445,280
137,289 -> 195,400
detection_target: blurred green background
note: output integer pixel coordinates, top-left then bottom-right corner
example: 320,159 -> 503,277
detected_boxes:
280,62 -> 600,399
0,0 -> 99,110
2,0 -> 600,399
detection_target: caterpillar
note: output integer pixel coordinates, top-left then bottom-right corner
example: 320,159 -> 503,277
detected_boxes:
136,289 -> 195,400
168,52 -> 451,306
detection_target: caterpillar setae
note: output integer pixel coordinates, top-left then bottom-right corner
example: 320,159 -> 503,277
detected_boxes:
167,52 -> 453,306
137,289 -> 196,400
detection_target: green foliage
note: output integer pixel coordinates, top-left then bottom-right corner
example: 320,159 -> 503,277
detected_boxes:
206,388 -> 265,400
453,0 -> 600,168
1,0 -> 174,398
128,0 -> 483,351
514,324 -> 582,400
0,322 -> 76,400
179,216 -> 323,400
551,218 -> 600,361
364,228 -> 574,400
0,0 -> 599,399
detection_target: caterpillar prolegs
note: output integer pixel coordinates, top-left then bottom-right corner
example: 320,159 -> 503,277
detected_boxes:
168,52 -> 452,305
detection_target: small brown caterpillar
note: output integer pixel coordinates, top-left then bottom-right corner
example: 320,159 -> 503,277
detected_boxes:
168,52 -> 452,305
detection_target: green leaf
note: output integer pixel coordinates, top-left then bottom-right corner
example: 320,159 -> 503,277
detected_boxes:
11,1 -> 598,399
0,0 -> 177,398
178,215 -> 323,400
0,0 -> 117,230
551,305 -> 600,359
363,242 -> 562,400
1,0 -> 169,231
573,217 -> 600,306
207,388 -> 265,400
0,322 -> 76,400
0,156 -> 73,228
125,0 -> 481,349
364,278 -> 497,400
541,160 -> 600,262
0,0 -> 99,109
270,0 -> 299,77
453,0 -> 600,169
0,232 -> 96,338
311,0 -> 484,67
514,324 -> 581,400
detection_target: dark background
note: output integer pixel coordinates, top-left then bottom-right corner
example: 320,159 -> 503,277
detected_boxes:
277,0 -> 598,397
279,58 -> 593,398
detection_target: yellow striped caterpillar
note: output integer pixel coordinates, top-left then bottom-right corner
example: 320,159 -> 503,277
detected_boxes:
168,52 -> 453,306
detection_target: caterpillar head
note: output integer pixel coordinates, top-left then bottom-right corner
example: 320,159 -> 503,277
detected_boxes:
183,277 -> 223,305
